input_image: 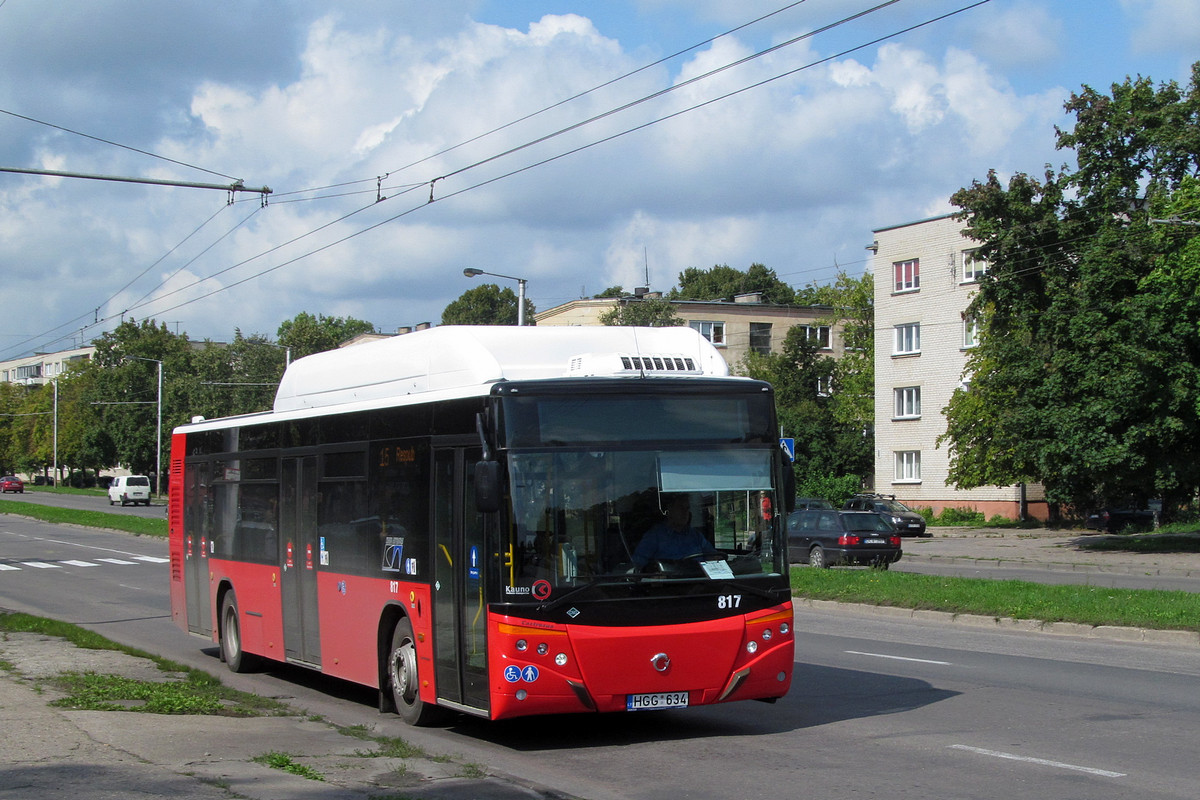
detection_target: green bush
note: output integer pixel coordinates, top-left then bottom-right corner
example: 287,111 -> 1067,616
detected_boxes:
794,473 -> 861,507
936,506 -> 986,526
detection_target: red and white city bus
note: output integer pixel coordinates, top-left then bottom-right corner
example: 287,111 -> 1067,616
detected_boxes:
168,325 -> 795,725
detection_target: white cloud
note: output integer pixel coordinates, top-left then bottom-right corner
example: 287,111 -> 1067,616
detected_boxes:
1121,0 -> 1200,53
2,2 -> 1189,358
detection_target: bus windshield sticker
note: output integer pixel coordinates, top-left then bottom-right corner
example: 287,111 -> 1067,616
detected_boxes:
383,537 -> 404,572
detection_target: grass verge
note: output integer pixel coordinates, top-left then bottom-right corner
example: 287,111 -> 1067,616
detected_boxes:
0,498 -> 167,537
0,611 -> 290,716
791,567 -> 1200,631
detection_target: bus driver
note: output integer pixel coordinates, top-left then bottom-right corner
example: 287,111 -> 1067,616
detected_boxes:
632,494 -> 718,569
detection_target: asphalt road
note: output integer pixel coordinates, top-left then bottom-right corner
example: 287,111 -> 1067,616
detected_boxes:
4,514 -> 1200,799
2,488 -> 166,519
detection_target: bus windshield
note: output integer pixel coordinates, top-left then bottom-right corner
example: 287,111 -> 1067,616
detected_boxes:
502,447 -> 783,600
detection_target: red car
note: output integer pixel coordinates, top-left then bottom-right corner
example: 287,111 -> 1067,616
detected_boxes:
0,475 -> 24,493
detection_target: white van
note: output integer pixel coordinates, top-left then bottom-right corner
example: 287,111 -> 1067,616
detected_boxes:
108,475 -> 152,506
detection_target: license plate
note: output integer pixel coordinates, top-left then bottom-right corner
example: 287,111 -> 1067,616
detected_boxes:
865,538 -> 885,544
627,692 -> 689,710
907,523 -> 921,528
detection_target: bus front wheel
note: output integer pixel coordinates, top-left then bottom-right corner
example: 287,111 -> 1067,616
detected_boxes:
388,618 -> 444,726
220,591 -> 259,673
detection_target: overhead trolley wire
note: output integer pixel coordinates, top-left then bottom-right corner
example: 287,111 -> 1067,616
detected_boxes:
0,107 -> 242,182
129,1 -> 993,326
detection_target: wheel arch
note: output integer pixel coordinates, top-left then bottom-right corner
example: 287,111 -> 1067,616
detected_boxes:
376,602 -> 409,713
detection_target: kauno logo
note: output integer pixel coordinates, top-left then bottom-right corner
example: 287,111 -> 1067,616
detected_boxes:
505,585 -> 532,595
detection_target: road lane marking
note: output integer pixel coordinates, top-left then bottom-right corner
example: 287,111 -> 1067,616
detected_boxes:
845,650 -> 951,666
61,560 -> 100,567
949,745 -> 1126,778
96,558 -> 137,565
22,562 -> 61,569
0,564 -> 20,571
133,556 -> 169,563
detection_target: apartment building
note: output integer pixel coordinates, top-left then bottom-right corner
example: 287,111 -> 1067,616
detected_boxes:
871,214 -> 1046,521
0,346 -> 94,386
535,292 -> 842,371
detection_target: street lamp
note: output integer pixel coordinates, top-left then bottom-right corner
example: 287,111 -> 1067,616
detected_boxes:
463,268 -> 528,326
124,356 -> 163,498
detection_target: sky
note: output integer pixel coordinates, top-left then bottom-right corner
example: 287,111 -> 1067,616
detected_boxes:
1,0 -> 1198,359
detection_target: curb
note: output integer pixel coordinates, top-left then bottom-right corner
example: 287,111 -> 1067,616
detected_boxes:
796,598 -> 1200,648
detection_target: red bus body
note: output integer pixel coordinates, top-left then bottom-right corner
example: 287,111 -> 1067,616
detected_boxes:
168,326 -> 794,723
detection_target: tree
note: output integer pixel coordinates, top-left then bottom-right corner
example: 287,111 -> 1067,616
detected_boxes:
671,263 -> 795,304
742,325 -> 840,477
942,64 -> 1200,511
593,286 -> 627,298
187,331 -> 286,421
598,297 -> 683,327
440,284 -> 536,326
90,319 -> 195,478
277,312 -> 377,358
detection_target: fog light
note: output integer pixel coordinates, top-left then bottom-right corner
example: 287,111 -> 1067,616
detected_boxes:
537,642 -> 549,656
516,689 -> 528,700
516,639 -> 527,651
555,652 -> 568,666
762,628 -> 773,641
780,622 -> 789,635
746,641 -> 758,654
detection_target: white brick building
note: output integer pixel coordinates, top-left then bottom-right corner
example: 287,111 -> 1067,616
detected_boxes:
871,214 -> 1046,521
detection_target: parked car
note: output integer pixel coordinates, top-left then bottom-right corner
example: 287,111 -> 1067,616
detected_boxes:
794,497 -> 833,510
0,475 -> 24,493
786,509 -> 902,569
108,475 -> 152,506
1085,508 -> 1155,533
843,493 -> 928,536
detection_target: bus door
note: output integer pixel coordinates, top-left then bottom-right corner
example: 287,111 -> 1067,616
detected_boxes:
183,459 -> 213,635
280,455 -> 321,666
432,445 -> 489,714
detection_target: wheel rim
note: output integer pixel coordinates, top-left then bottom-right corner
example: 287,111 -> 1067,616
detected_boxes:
223,605 -> 240,660
391,636 -> 418,705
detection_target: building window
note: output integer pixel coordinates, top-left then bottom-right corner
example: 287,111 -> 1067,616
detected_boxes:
893,323 -> 920,355
689,321 -> 725,346
894,258 -> 920,292
895,451 -> 921,482
894,387 -> 921,419
16,364 -> 42,380
963,315 -> 980,348
802,325 -> 832,349
963,250 -> 988,282
749,322 -> 772,355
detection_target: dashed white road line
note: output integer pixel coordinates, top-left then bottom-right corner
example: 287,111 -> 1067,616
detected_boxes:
845,650 -> 952,666
949,745 -> 1126,778
61,560 -> 100,567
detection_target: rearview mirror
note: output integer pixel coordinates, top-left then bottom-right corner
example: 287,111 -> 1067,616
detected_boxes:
474,460 -> 501,513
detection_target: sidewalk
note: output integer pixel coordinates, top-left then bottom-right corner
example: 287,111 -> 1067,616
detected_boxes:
0,631 -> 554,800
900,527 -> 1200,577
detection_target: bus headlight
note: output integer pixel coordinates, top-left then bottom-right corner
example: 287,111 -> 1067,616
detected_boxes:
516,639 -> 528,651
555,653 -> 568,666
746,641 -> 758,654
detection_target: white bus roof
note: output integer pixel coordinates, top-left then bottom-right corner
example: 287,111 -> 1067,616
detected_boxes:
270,325 -> 730,415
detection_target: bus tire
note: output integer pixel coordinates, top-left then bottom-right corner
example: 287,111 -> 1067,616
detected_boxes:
388,617 -> 444,726
220,591 -> 259,673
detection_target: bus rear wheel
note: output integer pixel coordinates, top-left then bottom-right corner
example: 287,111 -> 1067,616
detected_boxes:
220,591 -> 259,673
388,618 -> 444,726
